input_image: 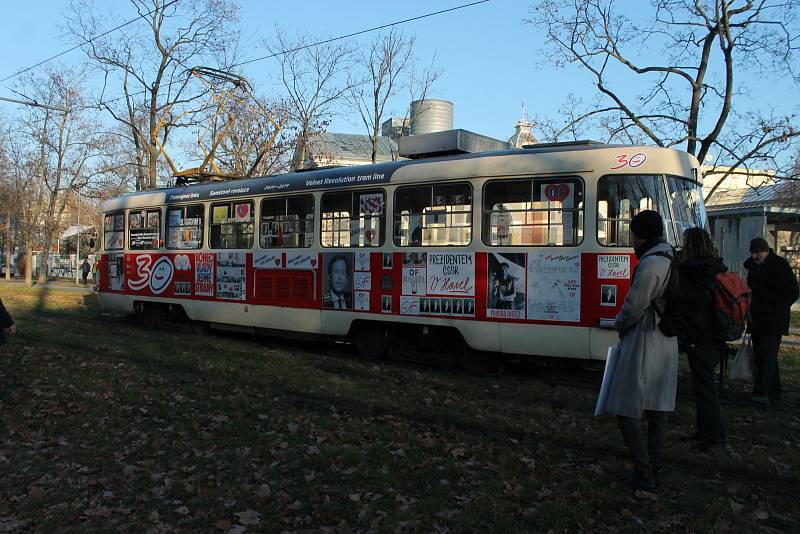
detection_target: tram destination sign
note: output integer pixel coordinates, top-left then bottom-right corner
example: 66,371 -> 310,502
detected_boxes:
165,165 -> 400,204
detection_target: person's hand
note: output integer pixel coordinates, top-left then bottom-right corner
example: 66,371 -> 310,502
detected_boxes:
5,324 -> 16,336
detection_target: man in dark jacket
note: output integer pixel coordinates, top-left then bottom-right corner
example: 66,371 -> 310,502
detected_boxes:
81,259 -> 91,284
0,296 -> 16,346
744,237 -> 799,405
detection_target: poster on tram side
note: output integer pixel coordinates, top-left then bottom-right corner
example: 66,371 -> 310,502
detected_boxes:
425,252 -> 475,297
526,253 -> 581,322
216,251 -> 245,300
195,253 -> 215,297
487,253 -> 526,320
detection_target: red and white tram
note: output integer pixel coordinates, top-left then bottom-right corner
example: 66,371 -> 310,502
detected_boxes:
97,141 -> 706,369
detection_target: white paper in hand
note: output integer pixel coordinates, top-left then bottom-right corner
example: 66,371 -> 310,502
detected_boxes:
595,345 -> 620,416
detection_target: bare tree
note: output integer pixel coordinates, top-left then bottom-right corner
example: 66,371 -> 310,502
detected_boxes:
528,0 -> 800,200
3,123 -> 49,286
16,68 -> 111,283
266,29 -> 354,170
66,0 -> 239,190
0,125 -> 16,281
348,29 -> 417,164
349,29 -> 442,163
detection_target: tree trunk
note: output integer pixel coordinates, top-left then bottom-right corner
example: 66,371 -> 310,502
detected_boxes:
4,212 -> 11,281
38,202 -> 58,284
372,99 -> 380,164
149,144 -> 159,190
24,248 -> 33,287
38,245 -> 51,284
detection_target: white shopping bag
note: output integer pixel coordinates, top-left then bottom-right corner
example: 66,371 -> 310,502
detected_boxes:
729,335 -> 754,383
595,345 -> 620,416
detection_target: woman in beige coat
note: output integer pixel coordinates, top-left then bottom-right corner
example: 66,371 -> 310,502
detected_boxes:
606,210 -> 679,491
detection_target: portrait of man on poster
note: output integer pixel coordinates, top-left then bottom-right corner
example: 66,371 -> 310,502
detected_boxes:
421,298 -> 430,314
601,285 -> 617,306
323,254 -> 353,309
464,299 -> 474,315
488,254 -> 525,313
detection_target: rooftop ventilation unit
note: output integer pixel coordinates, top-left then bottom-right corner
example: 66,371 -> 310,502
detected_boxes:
398,129 -> 510,159
410,99 -> 454,135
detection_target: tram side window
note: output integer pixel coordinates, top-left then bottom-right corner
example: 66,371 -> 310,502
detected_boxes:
166,205 -> 205,249
210,201 -> 254,249
260,195 -> 314,248
597,174 -> 676,246
393,183 -> 472,246
482,178 -> 584,246
321,190 -> 385,247
103,212 -> 125,251
129,209 -> 162,250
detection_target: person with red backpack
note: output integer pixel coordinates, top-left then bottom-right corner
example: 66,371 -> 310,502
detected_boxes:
744,237 -> 799,406
676,228 -> 731,451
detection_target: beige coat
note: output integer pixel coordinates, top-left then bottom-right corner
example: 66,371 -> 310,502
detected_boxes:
605,242 -> 679,418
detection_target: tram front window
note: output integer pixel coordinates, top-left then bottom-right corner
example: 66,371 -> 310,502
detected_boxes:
597,174 -> 678,246
668,175 -> 707,245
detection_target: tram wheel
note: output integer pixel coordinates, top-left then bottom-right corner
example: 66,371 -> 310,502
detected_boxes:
353,324 -> 390,359
456,341 -> 499,374
139,303 -> 163,330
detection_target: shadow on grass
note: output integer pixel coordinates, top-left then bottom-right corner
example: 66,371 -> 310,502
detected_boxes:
43,319 -> 800,492
34,283 -> 52,315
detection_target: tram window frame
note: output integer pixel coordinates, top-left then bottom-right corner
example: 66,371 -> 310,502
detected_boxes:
320,189 -> 386,248
596,174 -> 676,247
103,211 -> 125,251
481,177 -> 585,247
667,175 -> 707,245
128,208 -> 162,250
166,204 -> 205,250
393,182 -> 472,247
259,195 -> 315,248
209,200 -> 255,249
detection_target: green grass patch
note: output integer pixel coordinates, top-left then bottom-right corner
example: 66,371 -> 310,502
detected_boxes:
1,285 -> 798,532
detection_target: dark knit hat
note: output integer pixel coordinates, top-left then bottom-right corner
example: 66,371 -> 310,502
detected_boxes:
629,210 -> 664,239
749,237 -> 769,253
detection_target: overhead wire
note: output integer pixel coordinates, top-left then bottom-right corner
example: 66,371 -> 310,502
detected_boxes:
90,0 -> 492,110
0,0 -> 492,115
231,0 -> 492,69
0,0 -> 180,85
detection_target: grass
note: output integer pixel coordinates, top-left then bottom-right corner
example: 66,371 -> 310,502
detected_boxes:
1,285 -> 799,532
791,310 -> 800,330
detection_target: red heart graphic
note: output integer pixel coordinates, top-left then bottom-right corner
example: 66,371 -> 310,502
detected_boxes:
274,258 -> 280,266
545,184 -> 570,202
236,204 -> 249,219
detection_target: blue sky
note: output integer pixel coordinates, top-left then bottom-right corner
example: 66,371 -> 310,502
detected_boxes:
0,0 -> 797,150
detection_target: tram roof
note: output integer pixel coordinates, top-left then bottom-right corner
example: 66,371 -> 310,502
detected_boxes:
101,143 -> 697,212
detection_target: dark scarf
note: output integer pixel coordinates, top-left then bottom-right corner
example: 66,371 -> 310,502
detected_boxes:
634,237 -> 665,260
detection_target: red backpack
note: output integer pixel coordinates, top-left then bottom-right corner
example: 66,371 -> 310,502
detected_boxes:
713,272 -> 751,341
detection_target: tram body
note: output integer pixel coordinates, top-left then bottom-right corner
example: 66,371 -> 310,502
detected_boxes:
96,142 -> 706,362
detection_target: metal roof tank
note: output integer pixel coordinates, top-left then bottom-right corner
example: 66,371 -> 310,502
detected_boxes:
410,99 -> 454,135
